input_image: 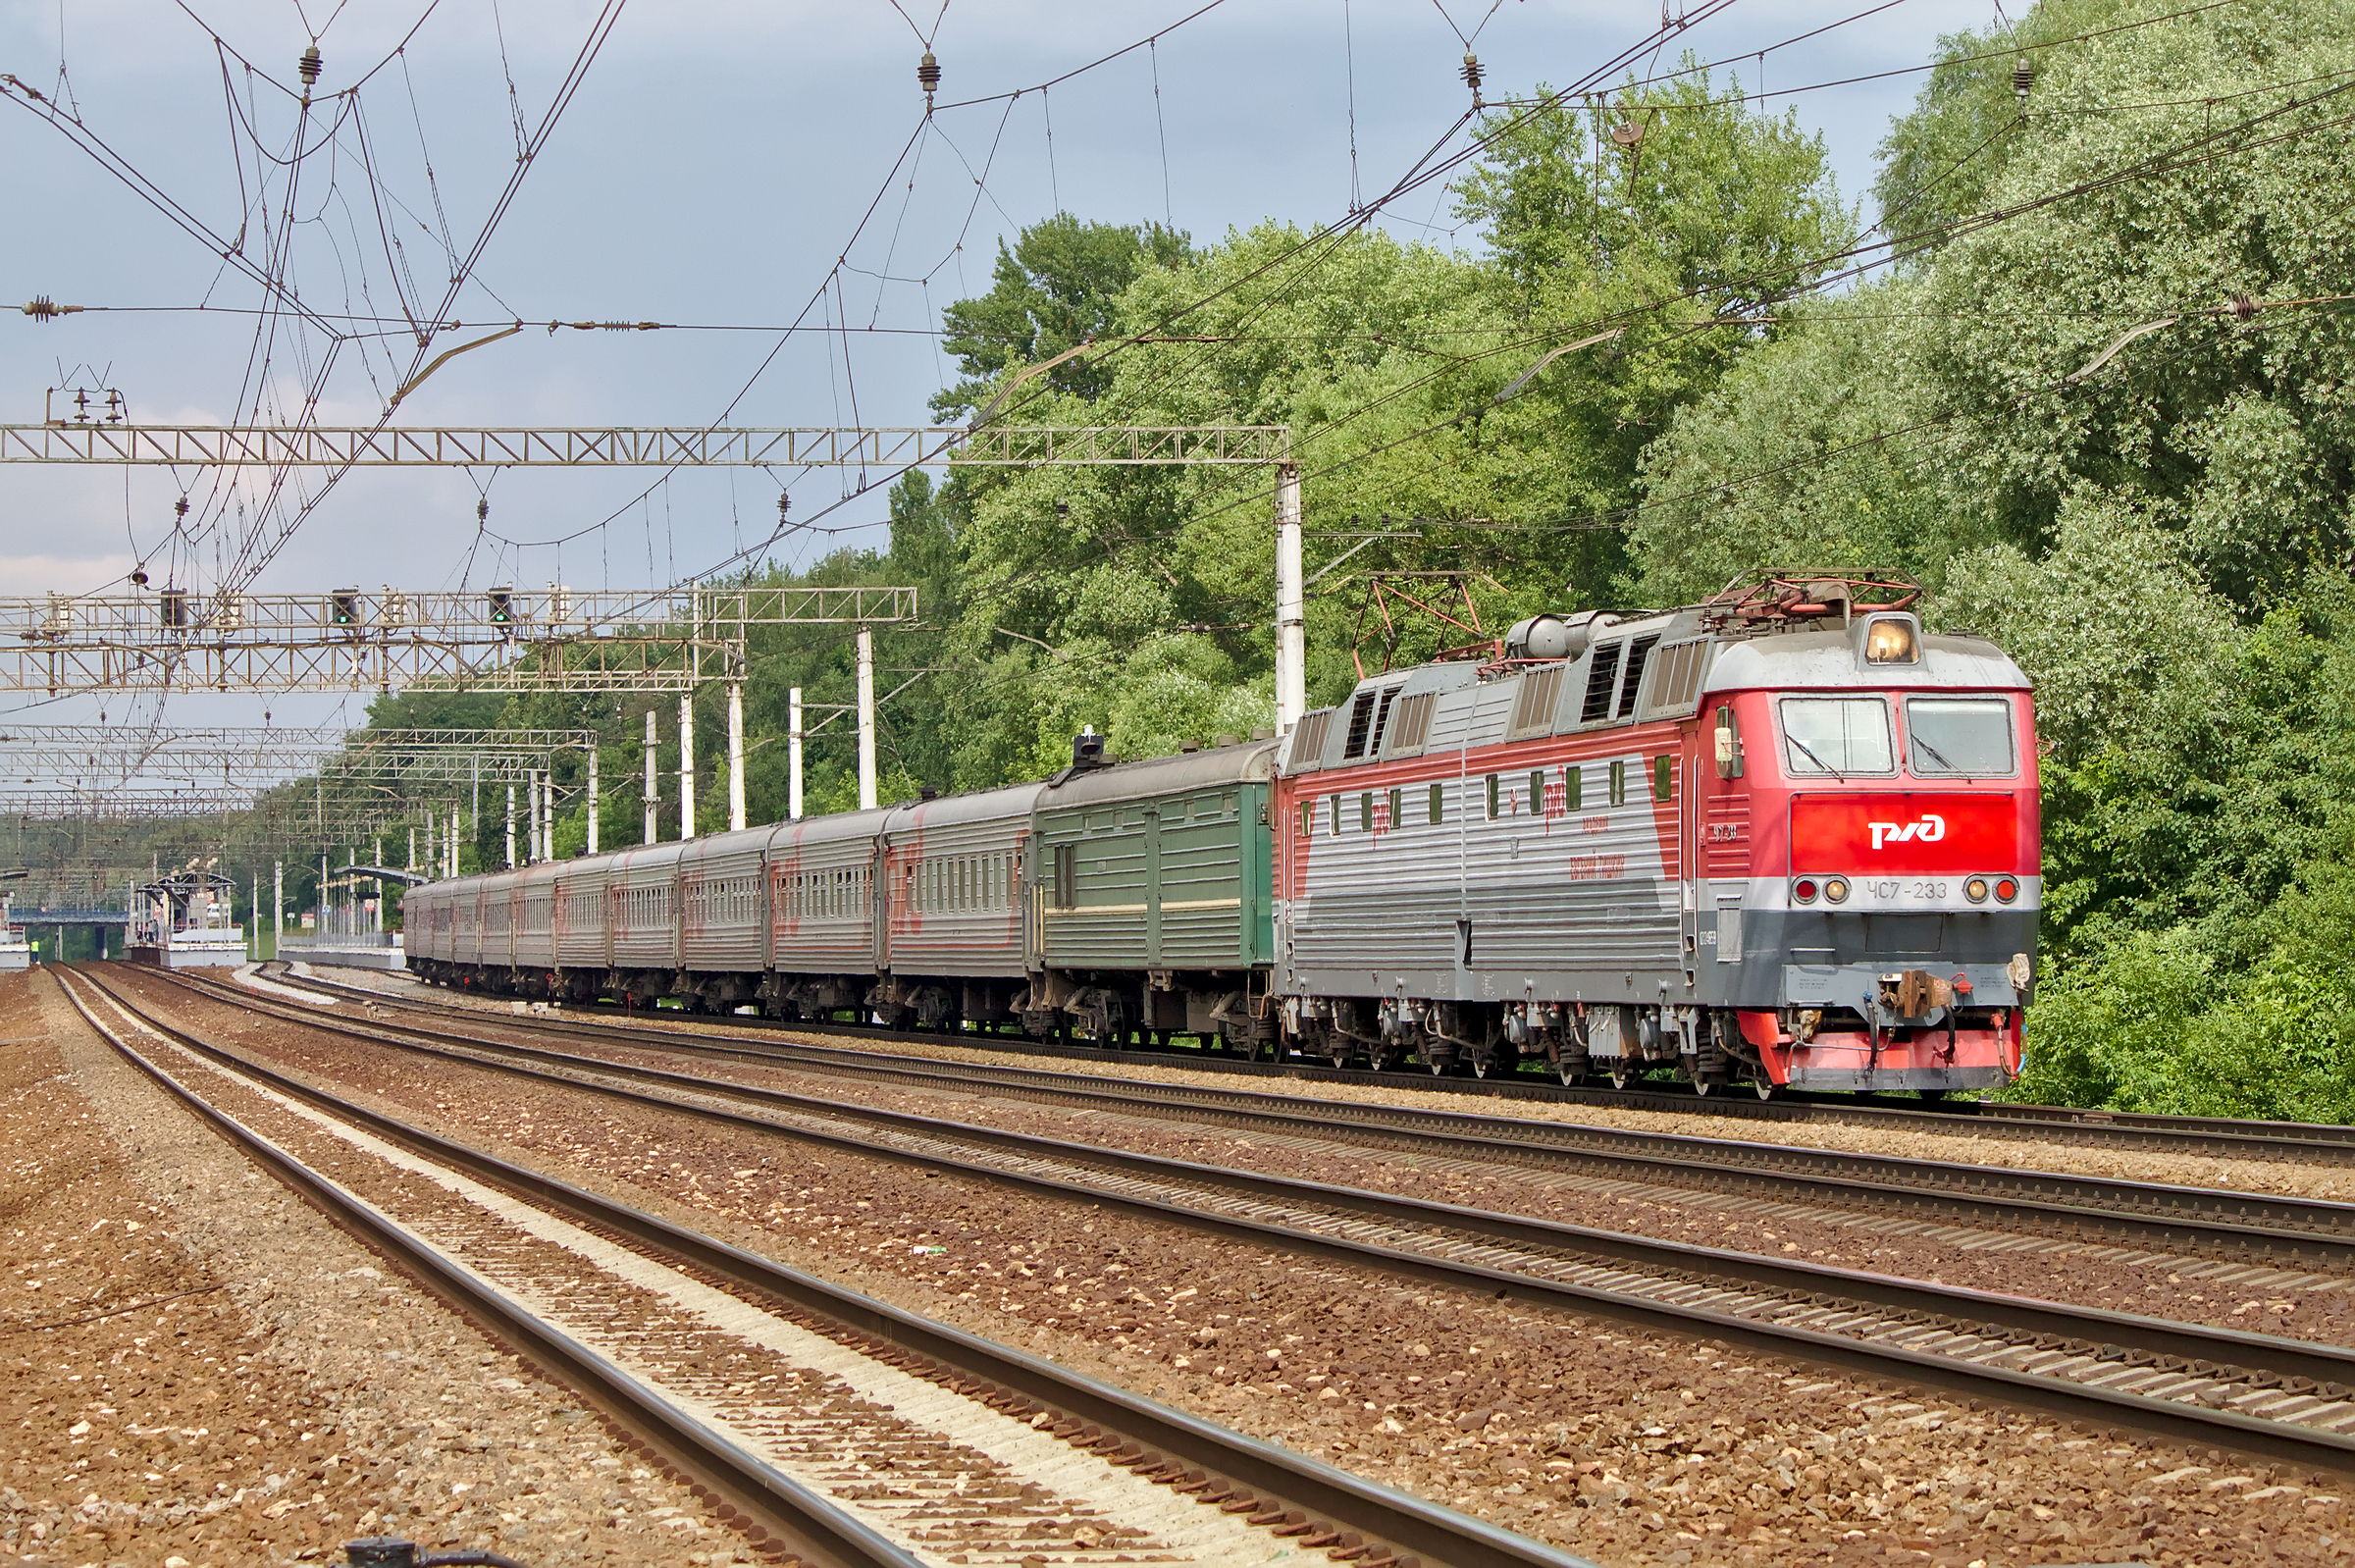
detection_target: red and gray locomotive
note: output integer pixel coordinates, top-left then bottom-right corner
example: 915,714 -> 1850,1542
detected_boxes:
1275,575 -> 2035,1096
406,575 -> 2036,1098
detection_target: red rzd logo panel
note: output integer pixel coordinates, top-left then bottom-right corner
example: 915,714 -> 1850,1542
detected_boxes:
1790,794 -> 2019,873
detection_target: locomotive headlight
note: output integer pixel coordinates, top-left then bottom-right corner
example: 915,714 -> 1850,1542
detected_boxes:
1994,876 -> 2019,903
1862,617 -> 1919,663
1964,876 -> 1990,903
1823,876 -> 1851,904
1792,878 -> 1818,904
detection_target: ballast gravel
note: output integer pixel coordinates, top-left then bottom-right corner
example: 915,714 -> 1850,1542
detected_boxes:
317,964 -> 2355,1206
308,1003 -> 2355,1352
134,966 -> 2355,1566
5,969 -> 759,1568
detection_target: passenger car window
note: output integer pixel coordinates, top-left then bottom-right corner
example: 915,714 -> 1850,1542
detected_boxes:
1906,698 -> 2015,776
1779,697 -> 1895,775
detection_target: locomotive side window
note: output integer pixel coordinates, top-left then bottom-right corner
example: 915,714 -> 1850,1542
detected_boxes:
1429,782 -> 1444,825
1387,787 -> 1402,830
1330,794 -> 1343,835
1300,801 -> 1315,838
1906,698 -> 2016,776
1565,764 -> 1583,810
1609,759 -> 1627,807
1779,697 -> 1896,774
1486,774 -> 1499,819
1528,769 -> 1544,814
1653,755 -> 1674,801
1360,792 -> 1373,832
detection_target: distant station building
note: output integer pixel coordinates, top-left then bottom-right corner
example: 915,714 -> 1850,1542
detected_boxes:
127,869 -> 245,968
0,892 -> 29,972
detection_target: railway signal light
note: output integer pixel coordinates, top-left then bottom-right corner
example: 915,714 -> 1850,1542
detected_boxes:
330,589 -> 362,627
487,587 -> 514,627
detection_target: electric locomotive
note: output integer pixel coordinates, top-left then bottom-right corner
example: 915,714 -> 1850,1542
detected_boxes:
1274,575 -> 2036,1096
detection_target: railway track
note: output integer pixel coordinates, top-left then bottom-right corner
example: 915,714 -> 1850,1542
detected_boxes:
124,965 -> 2355,1478
280,963 -> 2355,1165
59,964 -> 1589,1568
253,966 -> 2355,1271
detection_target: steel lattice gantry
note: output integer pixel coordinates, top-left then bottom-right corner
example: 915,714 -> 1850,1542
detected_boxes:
0,724 -> 596,784
0,584 -> 913,696
0,424 -> 1290,467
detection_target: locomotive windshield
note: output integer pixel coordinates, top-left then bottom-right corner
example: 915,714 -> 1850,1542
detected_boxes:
1778,697 -> 1894,775
1905,697 -> 2016,776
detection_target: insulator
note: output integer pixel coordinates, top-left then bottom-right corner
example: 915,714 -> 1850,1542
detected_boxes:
778,492 -> 791,521
299,45 -> 322,89
20,295 -> 80,321
2014,61 -> 2034,103
917,51 -> 942,95
1460,52 -> 1484,100
174,497 -> 189,521
130,563 -> 148,588
2231,292 -> 2258,323
476,497 -> 490,523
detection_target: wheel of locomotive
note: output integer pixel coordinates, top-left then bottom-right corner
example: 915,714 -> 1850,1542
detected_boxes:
1752,1076 -> 1781,1101
1556,1061 -> 1586,1087
1607,1065 -> 1633,1091
1691,1074 -> 1714,1097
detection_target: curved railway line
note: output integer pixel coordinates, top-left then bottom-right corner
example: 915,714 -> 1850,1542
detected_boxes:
101,963 -> 2355,1482
292,964 -> 2355,1167
57,964 -> 1589,1568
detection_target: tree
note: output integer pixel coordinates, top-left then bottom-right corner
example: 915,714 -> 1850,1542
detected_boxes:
931,214 -> 1192,419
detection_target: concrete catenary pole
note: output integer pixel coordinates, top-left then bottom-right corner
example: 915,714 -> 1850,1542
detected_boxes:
643,708 -> 658,846
587,745 -> 601,855
856,625 -> 877,811
505,782 -> 516,868
679,694 -> 696,840
788,686 -> 805,821
1275,461 -> 1305,733
727,682 -> 747,833
273,860 -> 283,958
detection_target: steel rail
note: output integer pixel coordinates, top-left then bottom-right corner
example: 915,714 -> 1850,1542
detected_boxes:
132,966 -> 2355,1479
67,965 -> 1597,1568
262,969 -> 2355,1267
288,965 -> 2355,1164
48,967 -> 925,1568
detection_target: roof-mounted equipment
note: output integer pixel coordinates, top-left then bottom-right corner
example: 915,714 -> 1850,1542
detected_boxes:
1504,609 -> 1618,661
1699,571 -> 1920,630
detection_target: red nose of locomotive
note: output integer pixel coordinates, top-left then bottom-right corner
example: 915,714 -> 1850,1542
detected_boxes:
1717,609 -> 2038,1095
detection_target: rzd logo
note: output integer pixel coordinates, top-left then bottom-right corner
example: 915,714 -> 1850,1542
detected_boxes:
1868,813 -> 1946,850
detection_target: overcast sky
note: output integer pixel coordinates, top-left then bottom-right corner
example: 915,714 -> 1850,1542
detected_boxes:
0,0 -> 1992,731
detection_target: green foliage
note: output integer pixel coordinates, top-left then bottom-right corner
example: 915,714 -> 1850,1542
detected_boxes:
932,213 -> 1192,418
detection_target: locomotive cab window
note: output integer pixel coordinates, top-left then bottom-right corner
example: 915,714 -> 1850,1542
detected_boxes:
1779,697 -> 1896,775
1906,697 -> 2016,776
